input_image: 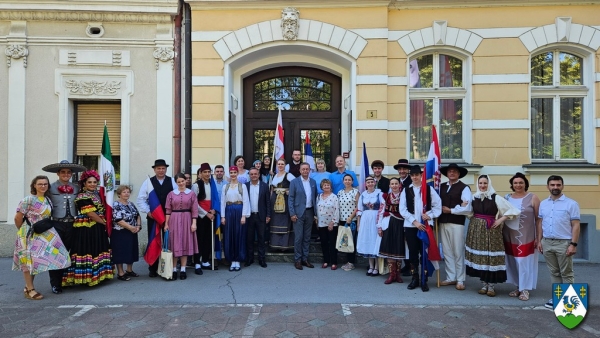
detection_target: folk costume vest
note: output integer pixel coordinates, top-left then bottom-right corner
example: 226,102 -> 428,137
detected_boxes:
404,185 -> 432,214
439,180 -> 467,225
49,181 -> 79,219
288,162 -> 301,177
150,176 -> 174,214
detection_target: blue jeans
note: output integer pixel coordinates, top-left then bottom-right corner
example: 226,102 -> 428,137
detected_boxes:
293,208 -> 314,262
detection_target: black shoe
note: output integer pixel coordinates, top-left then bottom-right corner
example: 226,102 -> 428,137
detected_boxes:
172,271 -> 178,280
52,286 -> 63,294
149,270 -> 158,278
229,266 -> 236,272
259,260 -> 267,268
195,268 -> 203,275
421,282 -> 429,292
244,260 -> 254,267
202,263 -> 212,270
180,271 -> 187,280
407,274 -> 419,290
234,267 -> 241,271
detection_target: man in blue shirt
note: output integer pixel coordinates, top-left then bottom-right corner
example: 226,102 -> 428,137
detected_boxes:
329,155 -> 358,194
536,175 -> 580,309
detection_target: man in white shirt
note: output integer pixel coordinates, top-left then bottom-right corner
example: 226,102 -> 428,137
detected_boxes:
213,165 -> 226,197
400,165 -> 442,292
244,168 -> 271,268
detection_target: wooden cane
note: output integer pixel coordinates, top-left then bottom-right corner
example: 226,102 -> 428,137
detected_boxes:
211,218 -> 215,270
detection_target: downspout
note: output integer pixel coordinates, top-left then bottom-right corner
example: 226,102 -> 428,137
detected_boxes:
173,2 -> 183,174
183,1 -> 192,175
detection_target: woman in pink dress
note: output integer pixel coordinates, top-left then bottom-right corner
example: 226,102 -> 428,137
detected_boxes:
164,173 -> 199,280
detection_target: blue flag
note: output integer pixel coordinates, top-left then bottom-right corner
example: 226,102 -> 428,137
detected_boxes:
210,176 -> 222,259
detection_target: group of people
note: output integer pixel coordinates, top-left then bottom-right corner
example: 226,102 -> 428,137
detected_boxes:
12,155 -> 581,309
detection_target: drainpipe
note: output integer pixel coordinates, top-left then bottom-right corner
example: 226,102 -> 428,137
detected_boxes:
183,2 -> 192,175
173,2 -> 183,174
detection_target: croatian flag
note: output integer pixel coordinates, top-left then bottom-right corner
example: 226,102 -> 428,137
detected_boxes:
99,124 -> 115,237
143,180 -> 166,265
304,131 -> 315,171
210,176 -> 223,259
358,142 -> 369,193
421,124 -> 442,263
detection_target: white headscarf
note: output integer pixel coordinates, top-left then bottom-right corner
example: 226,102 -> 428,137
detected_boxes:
473,174 -> 496,200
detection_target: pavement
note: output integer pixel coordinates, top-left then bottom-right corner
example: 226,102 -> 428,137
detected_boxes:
1,258 -> 599,337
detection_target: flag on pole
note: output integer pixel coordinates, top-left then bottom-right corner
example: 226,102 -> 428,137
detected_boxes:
304,131 -> 315,171
143,180 -> 166,265
99,124 -> 115,237
210,176 -> 223,259
358,142 -> 369,193
425,125 -> 442,193
274,107 -> 284,161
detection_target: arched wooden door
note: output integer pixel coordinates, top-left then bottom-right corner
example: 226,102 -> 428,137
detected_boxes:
243,66 -> 341,172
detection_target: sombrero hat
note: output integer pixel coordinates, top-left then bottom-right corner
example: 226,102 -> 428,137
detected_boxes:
42,160 -> 87,173
440,163 -> 468,179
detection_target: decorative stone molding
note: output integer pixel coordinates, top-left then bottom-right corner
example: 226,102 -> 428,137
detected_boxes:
397,23 -> 483,55
65,79 -> 121,95
0,11 -> 172,24
59,50 -> 130,67
153,47 -> 175,69
518,18 -> 600,52
281,7 -> 300,41
213,18 -> 368,61
5,44 -> 28,67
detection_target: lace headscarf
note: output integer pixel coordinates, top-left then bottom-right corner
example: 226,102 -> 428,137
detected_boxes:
473,174 -> 496,201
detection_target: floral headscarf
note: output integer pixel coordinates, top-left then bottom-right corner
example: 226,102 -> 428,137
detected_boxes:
473,174 -> 496,201
79,170 -> 101,189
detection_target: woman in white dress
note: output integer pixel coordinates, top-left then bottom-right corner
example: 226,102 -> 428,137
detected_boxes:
356,176 -> 385,276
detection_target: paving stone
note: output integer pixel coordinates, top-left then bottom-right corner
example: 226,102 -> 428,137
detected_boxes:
11,334 -> 36,338
279,309 -> 297,316
406,332 -> 427,338
427,321 -> 446,329
488,321 -> 508,330
470,334 -> 492,338
446,310 -> 465,319
125,321 -> 146,329
246,319 -> 266,328
367,320 -> 387,328
210,332 -> 232,338
78,334 -> 103,338
167,309 -> 186,317
275,330 -> 298,338
145,333 -> 168,338
110,311 -> 130,318
341,333 -> 362,338
390,310 -> 408,317
307,319 -> 326,327
187,319 -> 208,328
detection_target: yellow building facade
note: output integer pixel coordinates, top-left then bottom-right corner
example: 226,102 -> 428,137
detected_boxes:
186,0 -> 600,260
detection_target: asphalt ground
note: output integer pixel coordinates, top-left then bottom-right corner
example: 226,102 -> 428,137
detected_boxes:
1,259 -> 599,337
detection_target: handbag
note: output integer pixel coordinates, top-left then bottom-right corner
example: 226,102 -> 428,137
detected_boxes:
24,217 -> 56,237
158,230 -> 173,280
336,224 -> 355,253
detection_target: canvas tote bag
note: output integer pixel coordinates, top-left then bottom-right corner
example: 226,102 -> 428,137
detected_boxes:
158,230 -> 173,280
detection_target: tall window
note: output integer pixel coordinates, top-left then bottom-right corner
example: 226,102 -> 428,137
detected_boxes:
75,102 -> 121,182
531,50 -> 587,161
409,53 -> 465,161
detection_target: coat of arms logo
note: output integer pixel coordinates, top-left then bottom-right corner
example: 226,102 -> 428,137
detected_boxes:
552,283 -> 588,329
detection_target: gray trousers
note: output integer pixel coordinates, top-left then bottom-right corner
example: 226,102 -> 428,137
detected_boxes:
293,208 -> 314,262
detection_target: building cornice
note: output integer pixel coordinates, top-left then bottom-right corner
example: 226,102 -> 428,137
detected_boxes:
185,0 -> 391,10
0,1 -> 179,22
390,0 -> 599,9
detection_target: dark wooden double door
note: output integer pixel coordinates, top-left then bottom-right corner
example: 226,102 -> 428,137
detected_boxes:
243,67 -> 341,172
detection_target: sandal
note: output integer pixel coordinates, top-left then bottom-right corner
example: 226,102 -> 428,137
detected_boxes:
24,288 -> 43,300
509,289 -> 521,297
518,290 -> 530,301
125,271 -> 140,277
117,274 -> 131,281
478,283 -> 488,295
371,269 -> 379,277
486,285 -> 496,297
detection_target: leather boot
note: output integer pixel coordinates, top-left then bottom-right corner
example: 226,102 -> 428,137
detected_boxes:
395,261 -> 404,283
421,275 -> 429,292
384,261 -> 397,285
407,271 -> 419,290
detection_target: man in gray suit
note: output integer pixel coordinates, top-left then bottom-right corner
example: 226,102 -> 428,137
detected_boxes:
288,163 -> 317,270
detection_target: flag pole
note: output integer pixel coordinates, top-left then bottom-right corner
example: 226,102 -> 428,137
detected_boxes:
436,218 -> 440,288
269,105 -> 281,186
211,218 -> 215,270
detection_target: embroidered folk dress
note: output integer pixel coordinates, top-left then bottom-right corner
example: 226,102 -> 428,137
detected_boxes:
465,194 -> 520,284
221,183 -> 251,262
165,189 -> 199,257
13,196 -> 71,275
378,192 -> 406,259
64,190 -> 113,286
356,189 -> 385,258
269,172 -> 296,250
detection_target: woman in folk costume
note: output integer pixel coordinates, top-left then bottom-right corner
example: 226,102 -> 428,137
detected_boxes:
465,174 -> 520,297
221,166 -> 251,271
164,173 -> 199,280
65,170 -> 113,286
13,175 -> 71,300
269,159 -> 296,250
377,178 -> 405,284
356,175 -> 385,276
503,173 -> 540,301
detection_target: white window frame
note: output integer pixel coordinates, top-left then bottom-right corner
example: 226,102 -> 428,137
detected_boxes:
407,49 -> 472,163
530,47 -> 593,163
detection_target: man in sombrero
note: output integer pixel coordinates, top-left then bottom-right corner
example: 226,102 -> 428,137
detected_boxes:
42,160 -> 87,294
438,163 -> 472,291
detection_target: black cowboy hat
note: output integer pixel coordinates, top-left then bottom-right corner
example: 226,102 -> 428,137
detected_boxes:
152,159 -> 169,168
440,163 -> 468,178
42,160 -> 87,173
409,165 -> 422,175
393,159 -> 411,170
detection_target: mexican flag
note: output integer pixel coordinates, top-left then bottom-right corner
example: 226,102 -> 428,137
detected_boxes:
99,124 -> 115,237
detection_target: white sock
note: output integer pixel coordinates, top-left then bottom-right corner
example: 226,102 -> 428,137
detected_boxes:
234,261 -> 239,268
173,267 -> 177,272
181,267 -> 186,272
195,264 -> 201,269
202,262 -> 210,267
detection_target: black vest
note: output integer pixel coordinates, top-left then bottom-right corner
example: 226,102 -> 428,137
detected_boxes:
150,176 -> 174,213
288,162 -> 301,177
404,185 -> 432,214
439,181 -> 468,225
